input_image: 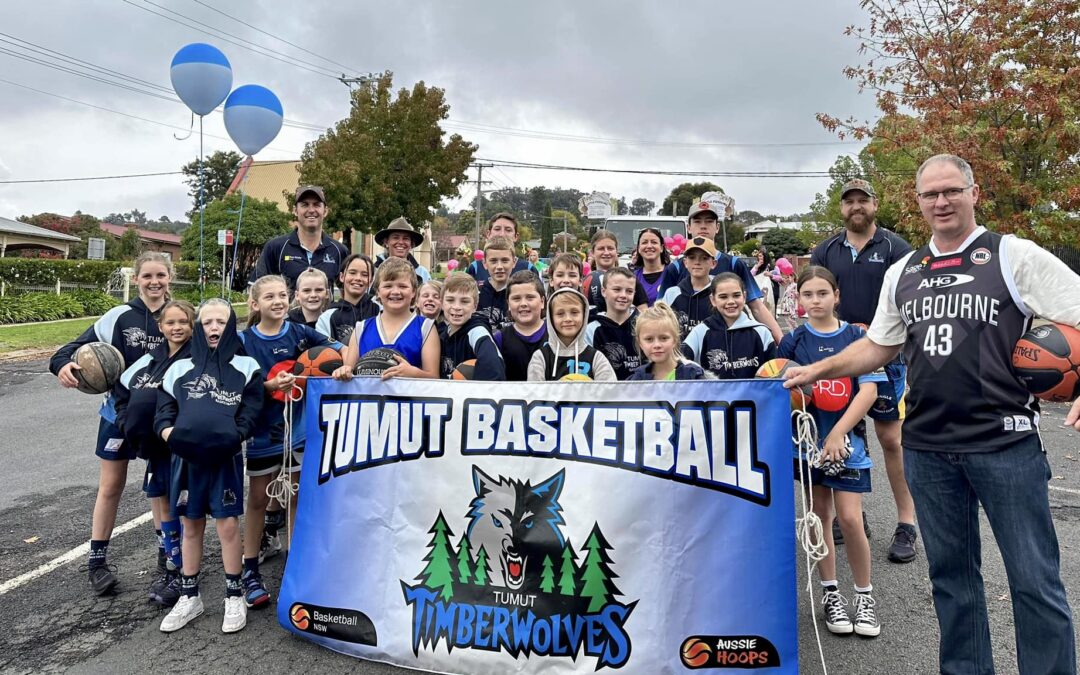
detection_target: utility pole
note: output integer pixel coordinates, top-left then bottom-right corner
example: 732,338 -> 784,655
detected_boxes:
472,162 -> 494,248
339,72 -> 380,103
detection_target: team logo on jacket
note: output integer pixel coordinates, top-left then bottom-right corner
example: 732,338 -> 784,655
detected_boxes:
182,374 -> 242,405
122,327 -> 160,349
601,342 -> 637,372
706,349 -> 729,372
401,466 -> 635,669
133,373 -> 160,390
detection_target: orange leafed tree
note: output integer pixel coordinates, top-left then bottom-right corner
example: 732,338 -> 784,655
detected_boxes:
818,0 -> 1080,246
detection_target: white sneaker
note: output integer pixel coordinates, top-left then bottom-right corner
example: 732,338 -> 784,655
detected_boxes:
821,588 -> 853,634
222,596 -> 247,633
160,594 -> 204,633
852,592 -> 880,637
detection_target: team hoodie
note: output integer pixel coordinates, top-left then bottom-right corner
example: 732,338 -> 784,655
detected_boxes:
440,314 -> 506,380
584,311 -> 639,380
114,340 -> 192,460
527,287 -> 616,381
661,277 -> 714,338
50,297 -> 166,423
627,360 -> 710,381
316,296 -> 380,344
683,312 -> 776,379
155,309 -> 262,465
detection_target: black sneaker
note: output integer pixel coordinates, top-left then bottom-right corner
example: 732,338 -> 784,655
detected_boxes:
821,587 -> 853,635
150,570 -> 182,606
888,524 -> 918,563
86,565 -> 118,595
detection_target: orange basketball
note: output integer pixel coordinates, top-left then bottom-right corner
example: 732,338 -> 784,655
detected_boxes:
756,358 -> 813,409
451,359 -> 477,380
1012,323 -> 1080,402
680,637 -> 712,668
293,345 -> 343,383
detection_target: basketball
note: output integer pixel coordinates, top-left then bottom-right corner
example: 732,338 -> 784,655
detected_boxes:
354,347 -> 403,377
812,377 -> 854,413
71,342 -> 125,394
266,359 -> 297,403
756,358 -> 813,409
293,345 -> 343,379
1012,323 -> 1080,402
560,373 -> 593,382
451,359 -> 477,380
680,637 -> 712,668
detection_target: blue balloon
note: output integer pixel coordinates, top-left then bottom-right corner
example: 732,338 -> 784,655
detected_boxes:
170,43 -> 232,116
223,85 -> 283,156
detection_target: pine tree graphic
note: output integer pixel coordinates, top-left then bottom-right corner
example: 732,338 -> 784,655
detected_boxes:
558,539 -> 579,596
473,544 -> 491,586
540,554 -> 556,593
419,511 -> 456,602
580,523 -> 621,612
455,534 -> 473,584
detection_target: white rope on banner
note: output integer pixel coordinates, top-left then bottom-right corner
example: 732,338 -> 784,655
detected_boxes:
793,404 -> 830,675
267,383 -> 303,546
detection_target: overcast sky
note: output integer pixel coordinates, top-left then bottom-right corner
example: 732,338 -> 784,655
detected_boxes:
0,0 -> 880,224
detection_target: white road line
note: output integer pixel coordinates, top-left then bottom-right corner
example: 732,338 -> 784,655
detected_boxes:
1050,484 -> 1080,497
0,511 -> 153,596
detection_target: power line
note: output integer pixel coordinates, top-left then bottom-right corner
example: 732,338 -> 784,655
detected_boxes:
188,0 -> 362,75
0,171 -> 183,184
478,158 -> 916,178
119,0 -> 340,79
0,46 -> 177,102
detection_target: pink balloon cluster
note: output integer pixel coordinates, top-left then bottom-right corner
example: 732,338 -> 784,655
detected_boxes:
474,250 -> 485,261
582,262 -> 591,277
664,233 -> 687,256
446,259 -> 459,271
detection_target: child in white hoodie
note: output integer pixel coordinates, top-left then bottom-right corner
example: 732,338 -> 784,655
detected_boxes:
527,287 -> 616,381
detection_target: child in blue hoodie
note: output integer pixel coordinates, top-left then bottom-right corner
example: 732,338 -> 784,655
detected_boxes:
683,273 -> 777,378
114,299 -> 195,607
155,299 -> 262,635
440,274 -> 505,380
628,303 -> 709,381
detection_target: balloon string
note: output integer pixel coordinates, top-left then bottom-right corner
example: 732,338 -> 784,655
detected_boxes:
197,115 -> 206,302
227,166 -> 249,293
172,111 -> 194,141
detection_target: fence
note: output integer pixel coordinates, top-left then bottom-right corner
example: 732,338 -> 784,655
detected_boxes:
0,280 -> 102,297
1050,245 -> 1080,275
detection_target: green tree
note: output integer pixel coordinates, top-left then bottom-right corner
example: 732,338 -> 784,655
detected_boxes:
455,534 -> 472,584
540,200 -> 554,257
418,512 -> 456,602
539,555 -> 556,594
760,228 -> 808,256
580,525 -> 621,612
180,194 -> 291,287
557,539 -> 578,596
473,545 -> 491,586
116,228 -> 143,259
298,72 -> 476,250
181,150 -> 243,216
818,0 -> 1080,247
19,211 -> 119,260
630,197 -> 655,216
659,182 -> 725,217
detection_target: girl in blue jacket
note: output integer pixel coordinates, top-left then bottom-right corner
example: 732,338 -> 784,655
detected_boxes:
627,303 -> 709,381
155,300 -> 263,634
114,299 -> 194,607
51,251 -> 172,596
683,273 -> 777,379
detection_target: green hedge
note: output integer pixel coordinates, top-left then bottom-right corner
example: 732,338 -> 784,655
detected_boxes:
0,291 -> 120,324
170,287 -> 246,305
0,259 -> 118,286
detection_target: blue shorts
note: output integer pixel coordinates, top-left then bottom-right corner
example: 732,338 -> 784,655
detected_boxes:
869,361 -> 906,422
246,445 -> 304,477
143,456 -> 171,498
793,458 -> 872,493
95,417 -> 137,461
170,454 -> 244,520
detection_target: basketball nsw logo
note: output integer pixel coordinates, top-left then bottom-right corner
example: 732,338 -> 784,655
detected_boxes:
400,466 -> 637,669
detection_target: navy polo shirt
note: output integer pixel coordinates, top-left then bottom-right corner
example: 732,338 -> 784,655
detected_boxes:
253,230 -> 350,291
810,226 -> 912,325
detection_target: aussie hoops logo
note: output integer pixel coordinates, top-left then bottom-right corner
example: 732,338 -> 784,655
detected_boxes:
401,466 -> 636,669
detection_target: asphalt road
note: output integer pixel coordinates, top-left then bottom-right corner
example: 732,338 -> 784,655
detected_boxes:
2,357 -> 1079,674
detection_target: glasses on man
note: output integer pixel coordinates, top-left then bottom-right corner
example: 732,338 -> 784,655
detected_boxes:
916,185 -> 973,203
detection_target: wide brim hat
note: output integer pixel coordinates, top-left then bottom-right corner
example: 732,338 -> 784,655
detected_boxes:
375,216 -> 424,248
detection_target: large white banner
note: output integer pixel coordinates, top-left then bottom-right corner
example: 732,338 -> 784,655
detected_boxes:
279,377 -> 798,673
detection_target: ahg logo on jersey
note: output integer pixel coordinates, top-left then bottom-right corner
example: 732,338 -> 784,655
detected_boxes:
917,274 -> 974,290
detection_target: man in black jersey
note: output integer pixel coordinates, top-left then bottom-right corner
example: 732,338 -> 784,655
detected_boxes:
787,155 -> 1079,674
811,179 -> 917,563
254,186 -> 349,291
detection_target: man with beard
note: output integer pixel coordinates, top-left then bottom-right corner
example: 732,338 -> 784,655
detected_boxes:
810,179 -> 918,564
254,186 -> 349,292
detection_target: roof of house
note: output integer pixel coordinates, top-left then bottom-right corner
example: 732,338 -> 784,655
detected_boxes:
99,223 -> 182,245
745,219 -> 806,235
0,215 -> 81,242
226,159 -> 301,212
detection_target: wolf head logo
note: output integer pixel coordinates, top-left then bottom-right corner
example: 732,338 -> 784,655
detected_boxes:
466,466 -> 566,592
182,374 -> 218,399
